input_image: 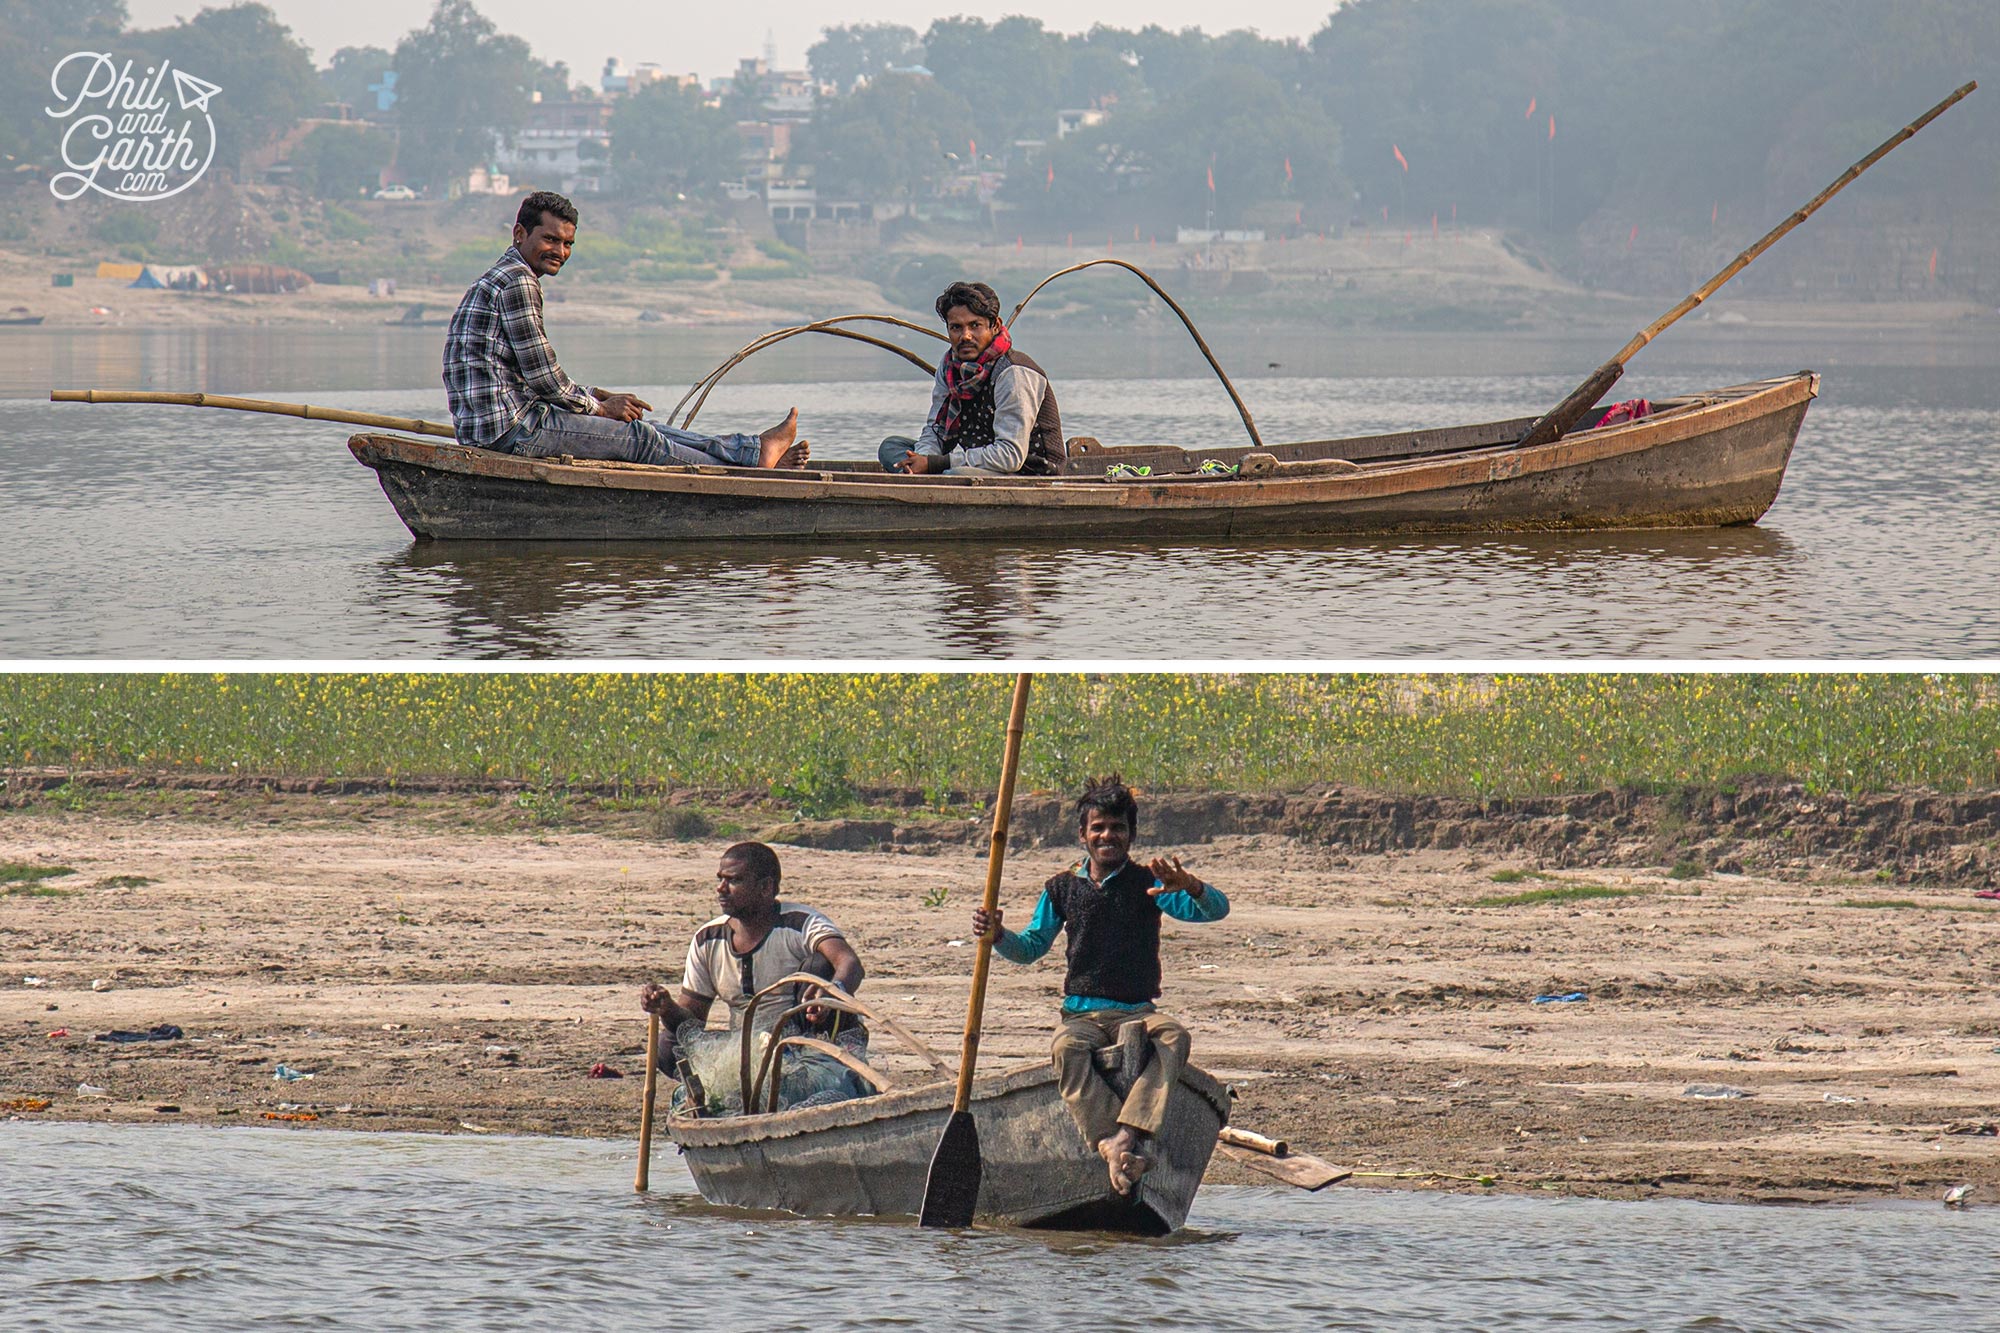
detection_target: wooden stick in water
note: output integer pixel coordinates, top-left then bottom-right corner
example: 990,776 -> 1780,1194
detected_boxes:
1218,1126 -> 1289,1157
51,388 -> 457,439
636,1011 -> 660,1193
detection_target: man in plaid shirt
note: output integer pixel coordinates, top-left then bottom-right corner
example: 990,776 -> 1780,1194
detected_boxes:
444,192 -> 810,469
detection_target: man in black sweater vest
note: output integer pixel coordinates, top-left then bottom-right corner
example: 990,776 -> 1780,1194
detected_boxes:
973,775 -> 1230,1194
878,280 -> 1065,476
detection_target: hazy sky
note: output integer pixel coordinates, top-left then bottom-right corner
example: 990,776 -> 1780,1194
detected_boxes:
123,0 -> 1344,86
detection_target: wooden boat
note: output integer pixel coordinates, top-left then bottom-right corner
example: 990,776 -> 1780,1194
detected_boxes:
349,372 -> 1816,543
668,1035 -> 1231,1235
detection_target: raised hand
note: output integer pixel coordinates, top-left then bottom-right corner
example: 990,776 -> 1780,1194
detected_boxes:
1145,855 -> 1203,899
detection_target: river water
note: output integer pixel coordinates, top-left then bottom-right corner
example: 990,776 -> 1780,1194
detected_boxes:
3,1123 -> 1993,1331
3,322 -> 1996,659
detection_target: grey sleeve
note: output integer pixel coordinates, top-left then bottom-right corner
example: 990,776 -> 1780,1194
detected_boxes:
914,363 -> 950,455
951,363 -> 1043,474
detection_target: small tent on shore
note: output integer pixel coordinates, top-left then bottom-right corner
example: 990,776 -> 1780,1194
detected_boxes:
128,265 -> 210,291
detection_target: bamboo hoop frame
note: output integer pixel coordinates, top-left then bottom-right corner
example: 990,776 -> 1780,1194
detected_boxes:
671,315 -> 945,429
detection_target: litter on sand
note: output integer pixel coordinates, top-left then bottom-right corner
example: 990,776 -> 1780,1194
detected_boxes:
95,1024 -> 184,1044
1532,991 -> 1588,1004
2,1097 -> 52,1112
1683,1084 -> 1752,1099
76,1083 -> 109,1098
586,1062 -> 624,1079
272,1064 -> 314,1082
262,1111 -> 318,1122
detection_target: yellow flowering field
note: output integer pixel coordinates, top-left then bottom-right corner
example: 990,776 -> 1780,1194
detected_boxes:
0,674 -> 1995,802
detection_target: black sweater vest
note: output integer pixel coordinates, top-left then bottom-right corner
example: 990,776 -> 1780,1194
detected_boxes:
1045,860 -> 1161,1004
943,348 -> 1065,475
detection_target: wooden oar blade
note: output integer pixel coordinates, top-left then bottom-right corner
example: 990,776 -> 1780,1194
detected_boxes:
1215,1142 -> 1352,1191
917,1109 -> 981,1228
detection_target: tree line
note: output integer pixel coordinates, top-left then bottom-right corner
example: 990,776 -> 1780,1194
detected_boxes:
798,1 -> 1995,238
2,0 -> 1991,242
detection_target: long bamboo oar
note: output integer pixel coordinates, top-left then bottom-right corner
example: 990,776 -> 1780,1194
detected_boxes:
918,672 -> 1032,1230
51,388 -> 456,439
635,1011 -> 660,1193
1515,79 -> 1976,450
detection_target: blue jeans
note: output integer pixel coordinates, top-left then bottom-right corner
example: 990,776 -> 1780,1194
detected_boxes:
493,403 -> 761,467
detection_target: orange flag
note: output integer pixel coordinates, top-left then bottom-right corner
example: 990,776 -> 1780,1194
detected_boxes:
1283,156 -> 1293,182
1930,247 -> 1939,278
1207,164 -> 1215,192
1548,114 -> 1556,141
1392,144 -> 1408,172
1525,96 -> 1536,118
1045,160 -> 1053,191
969,139 -> 977,160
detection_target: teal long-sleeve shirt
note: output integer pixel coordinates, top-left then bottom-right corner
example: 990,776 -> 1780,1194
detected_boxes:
992,867 -> 1229,1014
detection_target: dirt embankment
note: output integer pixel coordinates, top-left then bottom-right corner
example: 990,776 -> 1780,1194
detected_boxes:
3,784 -> 1996,1207
6,772 -> 2000,887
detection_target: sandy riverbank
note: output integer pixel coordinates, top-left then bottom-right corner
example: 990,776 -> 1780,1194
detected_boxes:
4,801 -> 1995,1205
5,236 -> 1992,336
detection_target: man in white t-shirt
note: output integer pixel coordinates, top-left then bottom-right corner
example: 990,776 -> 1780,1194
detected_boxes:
639,841 -> 865,1084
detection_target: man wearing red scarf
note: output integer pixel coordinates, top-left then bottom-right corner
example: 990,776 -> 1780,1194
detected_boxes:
879,281 -> 1065,476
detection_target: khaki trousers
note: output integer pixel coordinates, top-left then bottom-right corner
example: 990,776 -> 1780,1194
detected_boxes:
1050,1006 -> 1190,1146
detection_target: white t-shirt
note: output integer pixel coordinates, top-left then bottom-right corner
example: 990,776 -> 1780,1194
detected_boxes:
681,902 -> 845,1033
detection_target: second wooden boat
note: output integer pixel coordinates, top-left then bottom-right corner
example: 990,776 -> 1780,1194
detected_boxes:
669,1041 -> 1230,1235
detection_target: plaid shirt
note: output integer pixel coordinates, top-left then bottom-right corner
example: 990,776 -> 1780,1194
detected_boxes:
442,247 -> 597,446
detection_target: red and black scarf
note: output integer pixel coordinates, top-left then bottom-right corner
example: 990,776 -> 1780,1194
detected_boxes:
934,325 -> 1012,440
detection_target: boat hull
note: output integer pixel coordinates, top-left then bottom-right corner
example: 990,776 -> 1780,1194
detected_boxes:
666,1060 -> 1230,1234
350,374 -> 1816,543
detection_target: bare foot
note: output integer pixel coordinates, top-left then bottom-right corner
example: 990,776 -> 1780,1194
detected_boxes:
756,408 -> 799,467
764,438 -> 810,469
1097,1126 -> 1151,1195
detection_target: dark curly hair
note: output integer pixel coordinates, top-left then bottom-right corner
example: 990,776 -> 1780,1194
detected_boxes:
1075,774 -> 1138,835
935,280 -> 1001,324
516,190 -> 578,233
722,840 -> 782,890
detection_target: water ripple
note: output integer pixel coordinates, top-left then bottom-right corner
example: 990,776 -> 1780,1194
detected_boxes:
5,333 -> 1997,657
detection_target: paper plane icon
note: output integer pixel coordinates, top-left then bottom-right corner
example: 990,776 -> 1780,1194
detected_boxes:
172,68 -> 221,113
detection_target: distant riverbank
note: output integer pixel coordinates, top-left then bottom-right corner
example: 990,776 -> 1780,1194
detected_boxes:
7,236 -> 1993,338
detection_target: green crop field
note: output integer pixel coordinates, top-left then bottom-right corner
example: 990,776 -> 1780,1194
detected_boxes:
1,674 -> 1995,807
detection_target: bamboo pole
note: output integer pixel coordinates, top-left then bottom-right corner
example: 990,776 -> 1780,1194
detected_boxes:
636,1011 -> 660,1193
1007,258 -> 1264,448
1515,80 -> 1977,450
51,388 -> 456,439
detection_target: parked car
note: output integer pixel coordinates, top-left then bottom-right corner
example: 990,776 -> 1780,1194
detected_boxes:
372,184 -> 417,201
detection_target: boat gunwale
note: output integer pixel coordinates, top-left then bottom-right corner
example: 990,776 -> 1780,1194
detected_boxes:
348,373 -> 1817,515
665,1058 -> 1231,1149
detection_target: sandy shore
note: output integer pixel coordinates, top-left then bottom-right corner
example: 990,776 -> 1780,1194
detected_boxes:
4,806 -> 1996,1205
6,238 -> 1991,334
